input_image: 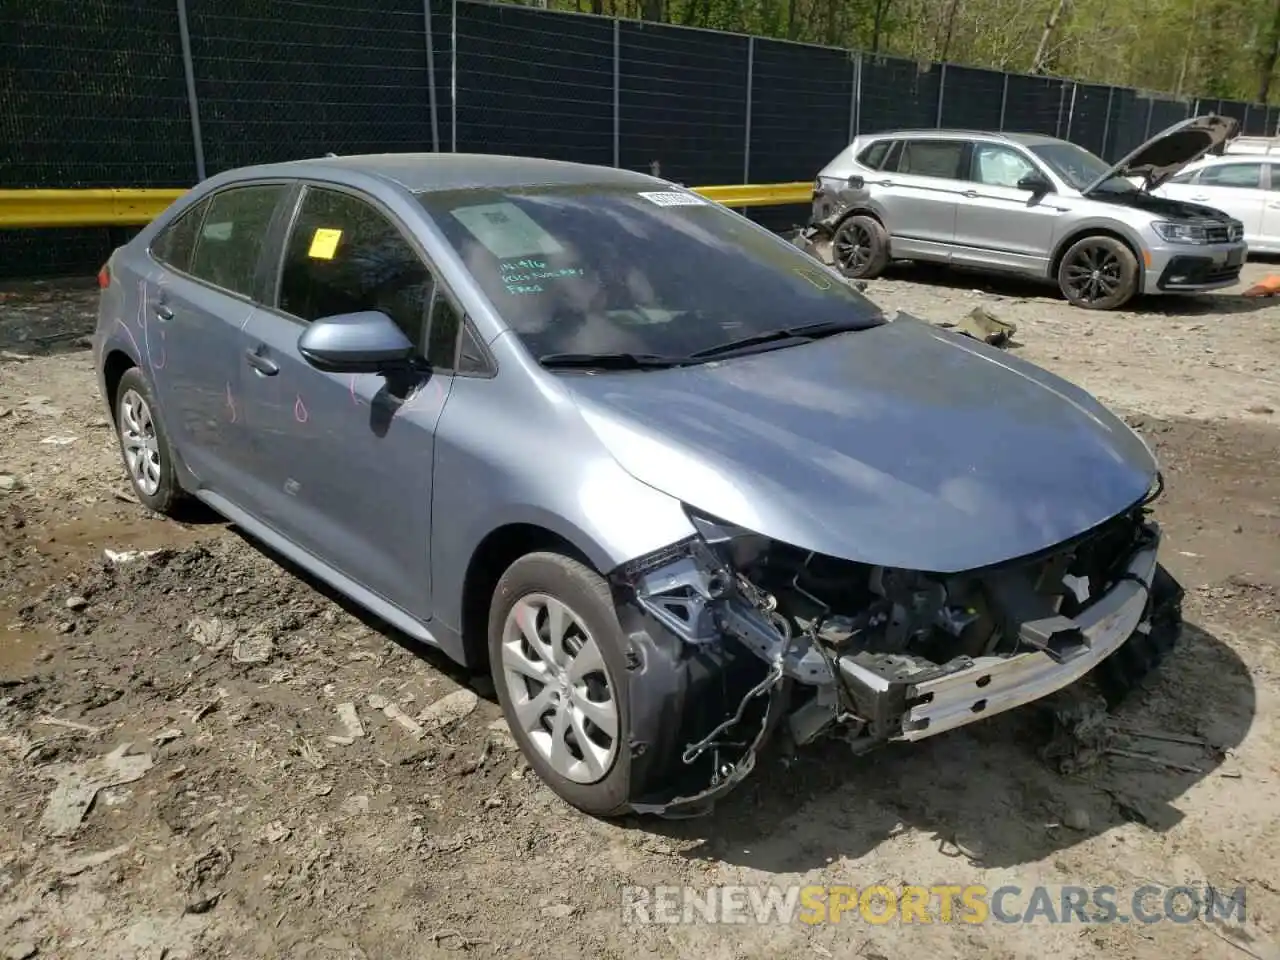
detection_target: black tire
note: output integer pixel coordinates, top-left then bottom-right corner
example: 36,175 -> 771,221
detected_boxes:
1091,563 -> 1184,708
113,366 -> 184,516
488,551 -> 631,817
1056,235 -> 1140,310
830,214 -> 890,280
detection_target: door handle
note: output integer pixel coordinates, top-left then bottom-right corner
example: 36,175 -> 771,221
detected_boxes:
961,190 -> 978,198
244,348 -> 279,376
1191,195 -> 1210,201
153,304 -> 173,321
1267,201 -> 1280,209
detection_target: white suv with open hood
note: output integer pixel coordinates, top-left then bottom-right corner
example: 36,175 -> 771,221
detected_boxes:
811,115 -> 1245,310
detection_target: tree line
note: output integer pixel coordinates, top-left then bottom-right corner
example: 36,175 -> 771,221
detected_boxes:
520,0 -> 1280,105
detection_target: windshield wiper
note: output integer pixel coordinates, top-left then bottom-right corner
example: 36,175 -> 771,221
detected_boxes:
538,351 -> 687,370
688,319 -> 869,360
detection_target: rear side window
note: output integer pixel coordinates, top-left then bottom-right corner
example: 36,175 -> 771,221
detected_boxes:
857,140 -> 892,170
277,186 -> 437,354
1165,170 -> 1198,185
898,139 -> 966,179
1198,163 -> 1263,189
188,184 -> 287,298
151,197 -> 210,273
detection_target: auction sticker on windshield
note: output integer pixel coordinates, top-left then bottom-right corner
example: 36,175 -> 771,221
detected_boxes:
638,191 -> 708,207
450,202 -> 565,260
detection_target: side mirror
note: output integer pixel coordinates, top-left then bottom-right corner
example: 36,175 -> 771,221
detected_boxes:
1017,172 -> 1053,194
297,310 -> 415,374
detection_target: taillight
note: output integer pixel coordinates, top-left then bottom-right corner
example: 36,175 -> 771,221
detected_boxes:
97,263 -> 111,289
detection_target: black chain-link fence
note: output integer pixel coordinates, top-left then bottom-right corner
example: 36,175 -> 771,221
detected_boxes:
3,0 -> 1276,278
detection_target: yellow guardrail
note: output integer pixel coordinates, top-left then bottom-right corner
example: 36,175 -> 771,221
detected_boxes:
0,189 -> 188,228
0,181 -> 813,229
694,181 -> 814,208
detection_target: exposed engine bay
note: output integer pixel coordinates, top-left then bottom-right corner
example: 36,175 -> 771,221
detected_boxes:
611,489 -> 1183,817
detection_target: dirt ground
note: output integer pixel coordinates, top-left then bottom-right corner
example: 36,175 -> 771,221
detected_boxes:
1,262 -> 1279,960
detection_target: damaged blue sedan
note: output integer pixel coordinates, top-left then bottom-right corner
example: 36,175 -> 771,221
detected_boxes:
92,153 -> 1183,818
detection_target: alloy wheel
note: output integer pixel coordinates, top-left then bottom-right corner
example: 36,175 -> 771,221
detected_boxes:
833,221 -> 874,273
500,592 -> 620,784
119,388 -> 162,497
1062,242 -> 1123,305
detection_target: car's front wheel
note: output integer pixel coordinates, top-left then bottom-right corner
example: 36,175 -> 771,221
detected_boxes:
1056,235 -> 1139,310
114,367 -> 184,515
489,551 -> 631,817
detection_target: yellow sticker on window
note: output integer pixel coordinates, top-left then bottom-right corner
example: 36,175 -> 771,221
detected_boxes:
308,227 -> 343,260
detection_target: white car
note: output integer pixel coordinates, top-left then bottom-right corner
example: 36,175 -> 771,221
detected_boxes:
1153,153 -> 1280,253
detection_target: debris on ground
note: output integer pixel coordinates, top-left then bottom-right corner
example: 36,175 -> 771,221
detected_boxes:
1037,691 -> 1114,775
939,306 -> 1017,346
486,718 -> 518,751
1062,806 -> 1091,831
178,845 -> 232,915
368,694 -> 425,739
186,616 -> 236,651
1242,274 -> 1280,297
38,743 -> 154,837
103,547 -> 161,565
417,689 -> 479,732
327,702 -> 366,745
231,627 -> 273,664
34,715 -> 100,735
57,844 -> 130,877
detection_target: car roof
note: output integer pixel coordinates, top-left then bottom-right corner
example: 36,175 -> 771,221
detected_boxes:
859,129 -> 1070,149
214,153 -> 662,194
1188,153 -> 1277,166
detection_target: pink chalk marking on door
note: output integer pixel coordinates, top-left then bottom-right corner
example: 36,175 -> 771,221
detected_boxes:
294,395 -> 310,423
225,383 -> 237,423
115,318 -> 141,356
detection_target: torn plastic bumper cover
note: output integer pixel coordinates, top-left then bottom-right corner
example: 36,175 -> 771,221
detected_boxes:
611,512 -> 1180,817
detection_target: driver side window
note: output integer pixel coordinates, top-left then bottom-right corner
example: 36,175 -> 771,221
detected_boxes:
278,186 -> 436,355
971,144 -> 1038,188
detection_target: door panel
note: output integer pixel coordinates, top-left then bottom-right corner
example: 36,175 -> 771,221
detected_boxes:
953,143 -> 1064,274
1261,164 -> 1280,248
144,184 -> 289,497
237,310 -> 449,620
236,184 -> 462,620
144,271 -> 262,492
875,139 -> 967,254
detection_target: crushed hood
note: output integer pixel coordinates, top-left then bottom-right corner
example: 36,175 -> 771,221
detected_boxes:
1083,114 -> 1239,195
564,317 -> 1156,573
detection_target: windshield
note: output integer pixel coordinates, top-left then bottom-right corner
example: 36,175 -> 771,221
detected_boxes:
416,185 -> 883,364
1029,142 -> 1123,192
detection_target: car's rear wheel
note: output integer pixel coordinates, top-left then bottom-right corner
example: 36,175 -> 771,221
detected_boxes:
489,551 -> 630,817
1057,235 -> 1139,310
114,367 -> 183,516
831,215 -> 890,280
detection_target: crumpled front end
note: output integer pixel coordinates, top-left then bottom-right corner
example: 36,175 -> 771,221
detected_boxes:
610,492 -> 1182,817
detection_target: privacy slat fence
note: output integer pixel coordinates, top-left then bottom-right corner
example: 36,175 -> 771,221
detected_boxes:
2,0 -> 1276,278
